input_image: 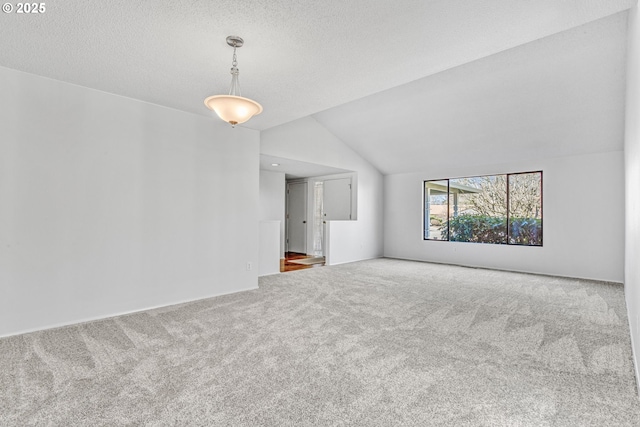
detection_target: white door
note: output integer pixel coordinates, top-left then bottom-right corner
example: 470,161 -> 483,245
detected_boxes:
287,182 -> 307,253
323,178 -> 352,220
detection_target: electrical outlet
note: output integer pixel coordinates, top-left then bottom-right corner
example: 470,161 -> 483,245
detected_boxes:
246,262 -> 252,271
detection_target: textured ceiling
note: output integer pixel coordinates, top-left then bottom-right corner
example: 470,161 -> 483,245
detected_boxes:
0,0 -> 635,132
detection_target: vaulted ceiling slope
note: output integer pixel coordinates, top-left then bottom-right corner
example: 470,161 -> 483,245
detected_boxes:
0,0 -> 635,133
314,11 -> 631,174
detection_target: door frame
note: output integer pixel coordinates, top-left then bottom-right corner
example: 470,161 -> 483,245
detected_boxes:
285,180 -> 308,254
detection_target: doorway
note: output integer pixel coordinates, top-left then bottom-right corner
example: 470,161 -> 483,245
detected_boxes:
286,181 -> 307,254
283,180 -> 326,272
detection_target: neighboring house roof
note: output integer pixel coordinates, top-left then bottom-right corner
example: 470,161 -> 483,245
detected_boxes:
425,181 -> 481,195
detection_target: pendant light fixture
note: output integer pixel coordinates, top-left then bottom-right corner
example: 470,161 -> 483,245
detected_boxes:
204,36 -> 263,127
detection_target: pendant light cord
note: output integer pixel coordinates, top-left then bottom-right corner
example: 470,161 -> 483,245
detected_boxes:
229,44 -> 241,97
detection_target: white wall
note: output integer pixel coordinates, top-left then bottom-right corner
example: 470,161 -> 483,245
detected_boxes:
624,5 -> 640,385
384,150 -> 625,282
261,116 -> 384,264
258,221 -> 280,276
0,66 -> 260,337
259,170 -> 285,256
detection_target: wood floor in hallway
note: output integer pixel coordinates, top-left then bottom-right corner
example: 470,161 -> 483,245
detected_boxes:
280,252 -> 326,272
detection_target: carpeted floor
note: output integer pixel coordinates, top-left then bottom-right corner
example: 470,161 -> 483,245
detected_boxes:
1,258 -> 639,426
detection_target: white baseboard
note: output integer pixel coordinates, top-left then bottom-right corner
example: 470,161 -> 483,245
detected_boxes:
0,286 -> 259,339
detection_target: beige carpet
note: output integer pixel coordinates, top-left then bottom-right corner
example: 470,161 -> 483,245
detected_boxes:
1,258 -> 639,425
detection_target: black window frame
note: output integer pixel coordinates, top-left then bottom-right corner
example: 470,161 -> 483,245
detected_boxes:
423,171 -> 543,246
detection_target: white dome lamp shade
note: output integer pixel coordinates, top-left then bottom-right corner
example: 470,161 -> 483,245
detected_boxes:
204,36 -> 263,127
204,95 -> 262,126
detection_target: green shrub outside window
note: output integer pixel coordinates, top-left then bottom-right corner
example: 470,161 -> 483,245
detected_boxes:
424,172 -> 542,246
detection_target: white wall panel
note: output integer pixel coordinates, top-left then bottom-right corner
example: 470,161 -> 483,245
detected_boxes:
624,5 -> 640,388
259,170 -> 286,256
261,117 -> 384,265
384,151 -> 624,282
0,67 -> 260,337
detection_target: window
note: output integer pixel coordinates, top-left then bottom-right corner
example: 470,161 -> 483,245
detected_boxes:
424,171 -> 542,246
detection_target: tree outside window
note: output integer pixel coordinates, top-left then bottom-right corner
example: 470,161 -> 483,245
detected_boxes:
424,171 -> 542,246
